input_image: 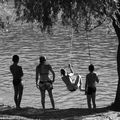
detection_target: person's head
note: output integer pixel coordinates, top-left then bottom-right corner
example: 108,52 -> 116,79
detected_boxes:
39,56 -> 46,64
60,69 -> 66,76
89,64 -> 94,72
12,55 -> 19,63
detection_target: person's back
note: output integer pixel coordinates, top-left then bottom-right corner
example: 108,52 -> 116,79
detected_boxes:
10,64 -> 23,84
36,62 -> 52,82
86,72 -> 98,88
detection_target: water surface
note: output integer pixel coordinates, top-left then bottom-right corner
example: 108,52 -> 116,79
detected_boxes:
0,23 -> 118,109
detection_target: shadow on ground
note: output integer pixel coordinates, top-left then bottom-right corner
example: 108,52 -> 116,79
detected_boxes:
0,105 -> 111,120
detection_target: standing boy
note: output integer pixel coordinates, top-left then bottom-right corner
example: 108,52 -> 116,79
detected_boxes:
10,55 -> 24,109
85,64 -> 99,109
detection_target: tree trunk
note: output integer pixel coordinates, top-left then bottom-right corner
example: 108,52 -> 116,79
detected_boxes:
111,18 -> 120,110
114,44 -> 120,107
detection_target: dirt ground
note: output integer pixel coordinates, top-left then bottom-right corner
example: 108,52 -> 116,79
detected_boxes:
0,105 -> 120,120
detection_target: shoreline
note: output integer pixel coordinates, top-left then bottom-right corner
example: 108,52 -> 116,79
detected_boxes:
0,104 -> 120,120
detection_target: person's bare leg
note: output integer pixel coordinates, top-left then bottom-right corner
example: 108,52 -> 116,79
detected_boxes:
92,93 -> 96,109
18,84 -> 23,108
14,86 -> 19,108
74,75 -> 81,87
48,89 -> 55,109
40,90 -> 46,111
87,95 -> 92,109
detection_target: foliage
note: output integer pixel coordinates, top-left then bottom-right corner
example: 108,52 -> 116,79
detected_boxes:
14,0 -> 117,32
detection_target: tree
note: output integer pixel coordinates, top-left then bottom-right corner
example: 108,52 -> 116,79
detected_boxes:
111,2 -> 120,109
14,0 -> 120,110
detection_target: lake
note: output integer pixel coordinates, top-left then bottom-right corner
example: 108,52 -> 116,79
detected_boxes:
0,22 -> 118,109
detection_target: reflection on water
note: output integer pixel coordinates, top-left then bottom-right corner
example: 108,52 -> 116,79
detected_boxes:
0,23 -> 118,109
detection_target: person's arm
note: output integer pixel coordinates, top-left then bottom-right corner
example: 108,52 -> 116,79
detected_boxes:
85,76 -> 88,94
49,65 -> 55,83
20,66 -> 24,77
68,64 -> 74,77
36,66 -> 39,87
68,64 -> 74,73
10,66 -> 12,74
95,74 -> 99,83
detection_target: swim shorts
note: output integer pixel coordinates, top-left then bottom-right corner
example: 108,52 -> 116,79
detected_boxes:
13,79 -> 21,86
87,87 -> 96,95
39,81 -> 53,90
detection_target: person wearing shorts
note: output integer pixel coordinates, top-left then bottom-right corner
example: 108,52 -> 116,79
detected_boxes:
60,64 -> 82,92
36,56 -> 55,111
85,64 -> 99,109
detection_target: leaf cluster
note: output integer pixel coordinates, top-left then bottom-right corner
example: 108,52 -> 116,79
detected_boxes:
14,0 -> 117,32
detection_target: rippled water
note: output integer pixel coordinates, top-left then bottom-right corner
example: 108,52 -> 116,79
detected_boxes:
0,23 -> 118,109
